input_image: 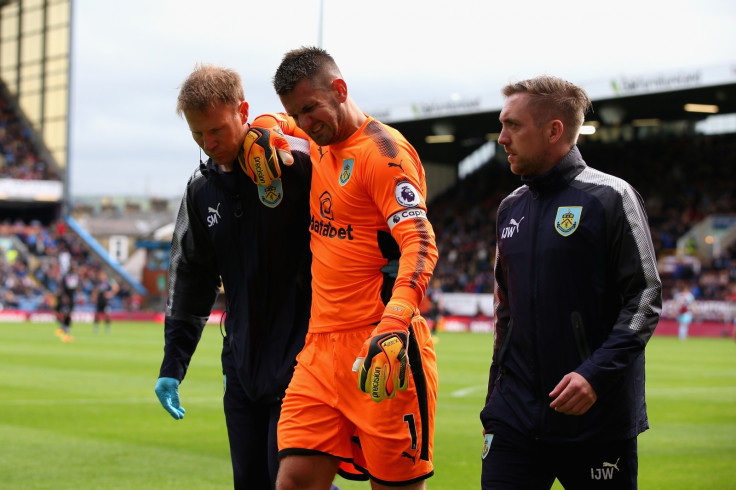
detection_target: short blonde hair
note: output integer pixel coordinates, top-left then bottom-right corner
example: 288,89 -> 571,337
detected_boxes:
176,63 -> 244,116
503,75 -> 591,144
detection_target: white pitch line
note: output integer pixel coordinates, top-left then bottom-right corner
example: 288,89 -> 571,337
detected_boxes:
450,385 -> 487,397
3,396 -> 223,406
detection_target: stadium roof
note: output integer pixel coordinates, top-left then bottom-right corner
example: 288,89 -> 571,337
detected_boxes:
380,64 -> 736,167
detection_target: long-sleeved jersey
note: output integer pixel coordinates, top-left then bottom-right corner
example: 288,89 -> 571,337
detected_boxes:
305,115 -> 438,332
480,146 -> 662,442
159,135 -> 312,403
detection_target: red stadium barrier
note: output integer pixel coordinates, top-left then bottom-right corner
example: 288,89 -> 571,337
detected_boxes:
0,309 -> 161,323
2,310 -> 733,339
435,315 -> 735,339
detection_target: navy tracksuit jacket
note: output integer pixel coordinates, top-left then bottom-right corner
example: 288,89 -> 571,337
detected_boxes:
159,136 -> 312,403
480,146 -> 662,443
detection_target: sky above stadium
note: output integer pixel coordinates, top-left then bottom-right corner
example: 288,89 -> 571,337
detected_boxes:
69,0 -> 736,199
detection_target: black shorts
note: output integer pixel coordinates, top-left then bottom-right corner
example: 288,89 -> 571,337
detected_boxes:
481,428 -> 638,489
96,299 -> 109,313
221,344 -> 282,490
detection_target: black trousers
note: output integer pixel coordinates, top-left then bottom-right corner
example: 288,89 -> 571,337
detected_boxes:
481,428 -> 638,489
222,350 -> 282,490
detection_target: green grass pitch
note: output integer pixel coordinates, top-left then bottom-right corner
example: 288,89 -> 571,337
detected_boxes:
1,321 -> 734,489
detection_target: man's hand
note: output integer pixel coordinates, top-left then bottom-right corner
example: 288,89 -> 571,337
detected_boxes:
549,372 -> 597,415
251,113 -> 308,139
155,377 -> 186,420
353,300 -> 415,402
239,126 -> 293,187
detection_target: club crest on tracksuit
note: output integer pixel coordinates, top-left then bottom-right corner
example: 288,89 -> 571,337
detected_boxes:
339,158 -> 354,186
555,206 -> 582,236
482,434 -> 494,459
258,180 -> 283,208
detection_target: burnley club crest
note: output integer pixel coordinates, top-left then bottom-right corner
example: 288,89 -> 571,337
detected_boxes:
555,206 -> 582,237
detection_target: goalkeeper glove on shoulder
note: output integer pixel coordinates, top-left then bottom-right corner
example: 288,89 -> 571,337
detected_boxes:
251,112 -> 308,139
155,377 -> 186,420
353,300 -> 416,402
239,114 -> 297,187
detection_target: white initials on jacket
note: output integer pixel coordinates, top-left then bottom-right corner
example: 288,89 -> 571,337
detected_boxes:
501,216 -> 524,239
207,203 -> 221,227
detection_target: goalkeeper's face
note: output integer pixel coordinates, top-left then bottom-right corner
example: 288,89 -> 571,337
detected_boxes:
185,102 -> 248,167
279,78 -> 344,147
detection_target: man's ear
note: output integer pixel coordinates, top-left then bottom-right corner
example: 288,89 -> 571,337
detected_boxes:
332,78 -> 348,103
238,100 -> 249,124
548,119 -> 564,144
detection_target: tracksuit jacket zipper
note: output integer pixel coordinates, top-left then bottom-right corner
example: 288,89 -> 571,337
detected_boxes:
530,190 -> 544,440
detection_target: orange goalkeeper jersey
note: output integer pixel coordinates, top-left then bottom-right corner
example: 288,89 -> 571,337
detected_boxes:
306,115 -> 438,333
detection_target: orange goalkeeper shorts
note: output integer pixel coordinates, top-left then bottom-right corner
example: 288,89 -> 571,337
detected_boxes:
277,316 -> 438,485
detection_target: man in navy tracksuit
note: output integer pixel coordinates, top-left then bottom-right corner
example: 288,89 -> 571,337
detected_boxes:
480,76 -> 661,489
154,64 -> 312,489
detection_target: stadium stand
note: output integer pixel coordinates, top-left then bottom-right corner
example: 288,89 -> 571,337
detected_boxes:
0,85 -> 145,315
0,49 -> 733,331
0,219 -> 140,313
3,125 -> 735,324
428,132 -> 736,306
0,96 -> 59,181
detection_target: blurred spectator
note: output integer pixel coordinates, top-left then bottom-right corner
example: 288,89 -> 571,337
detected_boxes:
1,220 -> 123,312
428,131 -> 736,303
0,98 -> 60,181
1,132 -> 735,311
673,282 -> 696,340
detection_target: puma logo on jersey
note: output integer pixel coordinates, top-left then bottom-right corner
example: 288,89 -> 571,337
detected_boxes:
388,161 -> 404,172
207,203 -> 221,227
318,147 -> 329,162
501,216 -> 524,238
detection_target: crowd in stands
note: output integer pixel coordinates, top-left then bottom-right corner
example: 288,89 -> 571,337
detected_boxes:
428,132 -> 736,305
0,220 -> 131,312
1,102 -> 735,316
0,97 -> 59,181
0,89 -> 129,313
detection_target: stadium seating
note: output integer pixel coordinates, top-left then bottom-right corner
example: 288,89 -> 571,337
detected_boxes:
0,59 -> 733,317
0,87 -> 131,313
428,132 -> 736,305
0,220 -> 132,312
0,97 -> 60,181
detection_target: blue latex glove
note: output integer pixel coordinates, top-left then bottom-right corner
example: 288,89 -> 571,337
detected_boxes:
155,377 -> 186,420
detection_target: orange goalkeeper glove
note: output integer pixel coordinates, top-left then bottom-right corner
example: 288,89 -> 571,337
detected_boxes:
239,125 -> 292,187
250,113 -> 306,138
353,300 -> 415,402
240,113 -> 308,187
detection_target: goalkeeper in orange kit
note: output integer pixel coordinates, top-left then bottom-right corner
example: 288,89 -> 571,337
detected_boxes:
243,47 -> 439,489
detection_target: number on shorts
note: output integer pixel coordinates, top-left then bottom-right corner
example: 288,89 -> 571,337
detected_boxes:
403,413 -> 417,450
